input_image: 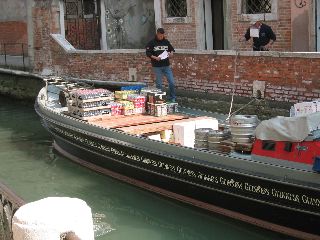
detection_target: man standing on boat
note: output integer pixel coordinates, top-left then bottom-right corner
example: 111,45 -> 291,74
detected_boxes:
146,28 -> 176,103
242,20 -> 276,51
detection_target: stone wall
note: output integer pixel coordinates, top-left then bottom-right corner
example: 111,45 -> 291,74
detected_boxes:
0,69 -> 44,100
0,0 -> 28,55
0,0 -> 27,21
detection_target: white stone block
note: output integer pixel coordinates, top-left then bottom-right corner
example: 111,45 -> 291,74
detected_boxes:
173,121 -> 196,148
12,197 -> 94,240
195,118 -> 219,130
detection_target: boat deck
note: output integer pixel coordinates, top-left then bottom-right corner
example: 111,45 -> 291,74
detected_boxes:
89,114 -> 210,135
89,114 -> 187,129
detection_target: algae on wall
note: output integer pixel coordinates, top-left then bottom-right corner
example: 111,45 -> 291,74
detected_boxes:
0,72 -> 44,101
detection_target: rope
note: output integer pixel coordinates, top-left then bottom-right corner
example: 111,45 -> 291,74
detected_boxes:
225,24 -> 261,122
227,24 -> 244,122
227,49 -> 239,121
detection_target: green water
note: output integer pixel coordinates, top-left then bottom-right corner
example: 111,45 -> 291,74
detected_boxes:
0,97 -> 292,240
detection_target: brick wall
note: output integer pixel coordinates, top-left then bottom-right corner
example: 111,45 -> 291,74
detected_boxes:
50,35 -> 320,104
231,1 -> 292,51
162,1 -> 198,49
32,1 -> 60,73
161,0 -> 293,51
0,21 -> 27,55
32,0 -> 320,106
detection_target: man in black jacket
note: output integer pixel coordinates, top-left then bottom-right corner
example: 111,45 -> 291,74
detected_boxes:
244,20 -> 276,51
146,28 -> 176,102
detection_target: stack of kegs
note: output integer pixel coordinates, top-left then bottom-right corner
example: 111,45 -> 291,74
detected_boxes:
194,128 -> 213,149
208,130 -> 231,151
230,115 -> 258,144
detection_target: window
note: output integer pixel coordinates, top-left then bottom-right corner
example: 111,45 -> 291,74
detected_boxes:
162,0 -> 191,24
284,142 -> 293,152
237,0 -> 278,21
262,140 -> 276,151
242,0 -> 272,14
83,0 -> 96,15
64,0 -> 97,18
166,0 -> 187,17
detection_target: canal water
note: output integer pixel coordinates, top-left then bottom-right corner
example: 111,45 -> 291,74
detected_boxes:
0,96 -> 292,240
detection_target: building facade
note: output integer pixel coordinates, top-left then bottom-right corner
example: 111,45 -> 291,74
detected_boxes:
1,0 -> 316,52
50,0 -> 318,52
0,1 -> 319,55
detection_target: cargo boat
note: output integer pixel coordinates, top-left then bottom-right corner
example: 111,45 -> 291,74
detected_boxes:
35,80 -> 320,240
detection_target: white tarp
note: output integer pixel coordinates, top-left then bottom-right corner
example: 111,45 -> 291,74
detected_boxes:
255,112 -> 320,142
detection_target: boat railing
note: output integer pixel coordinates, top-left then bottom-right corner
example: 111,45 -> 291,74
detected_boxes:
0,181 -> 25,240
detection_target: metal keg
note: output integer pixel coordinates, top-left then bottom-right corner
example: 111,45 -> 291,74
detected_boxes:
207,130 -> 231,150
230,115 -> 258,143
194,128 -> 213,149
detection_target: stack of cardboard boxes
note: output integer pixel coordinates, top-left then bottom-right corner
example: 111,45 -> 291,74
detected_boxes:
290,101 -> 320,117
67,89 -> 114,120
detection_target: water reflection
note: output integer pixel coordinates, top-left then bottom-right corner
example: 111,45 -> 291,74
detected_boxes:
0,97 -> 291,240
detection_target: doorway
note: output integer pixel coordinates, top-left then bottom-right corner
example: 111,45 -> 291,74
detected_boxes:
211,0 -> 224,50
64,0 -> 101,50
203,0 -> 224,50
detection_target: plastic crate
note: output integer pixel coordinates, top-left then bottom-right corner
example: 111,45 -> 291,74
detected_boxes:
120,85 -> 145,91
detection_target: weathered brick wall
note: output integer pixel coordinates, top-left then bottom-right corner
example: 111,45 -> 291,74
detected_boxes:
231,1 -> 292,51
162,1 -> 197,49
33,1 -> 60,73
0,22 -> 28,55
50,36 -> 320,104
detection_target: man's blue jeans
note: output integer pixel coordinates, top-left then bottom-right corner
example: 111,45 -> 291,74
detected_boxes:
153,66 -> 176,101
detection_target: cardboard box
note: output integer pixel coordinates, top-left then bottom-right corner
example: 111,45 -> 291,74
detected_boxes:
115,90 -> 137,100
147,91 -> 166,104
294,102 -> 317,116
122,109 -> 134,116
134,107 -> 146,115
148,103 -> 167,117
167,103 -> 179,114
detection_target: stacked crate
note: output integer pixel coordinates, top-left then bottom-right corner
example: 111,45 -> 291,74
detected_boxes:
117,100 -> 135,116
167,102 -> 179,114
110,102 -> 123,116
67,89 -> 114,120
127,94 -> 147,115
115,91 -> 147,116
147,91 -> 167,117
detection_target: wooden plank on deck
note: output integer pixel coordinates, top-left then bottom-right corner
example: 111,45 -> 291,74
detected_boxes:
118,116 -> 211,135
91,114 -> 188,129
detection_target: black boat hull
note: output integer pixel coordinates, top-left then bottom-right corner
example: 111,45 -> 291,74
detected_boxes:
41,118 -> 320,239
